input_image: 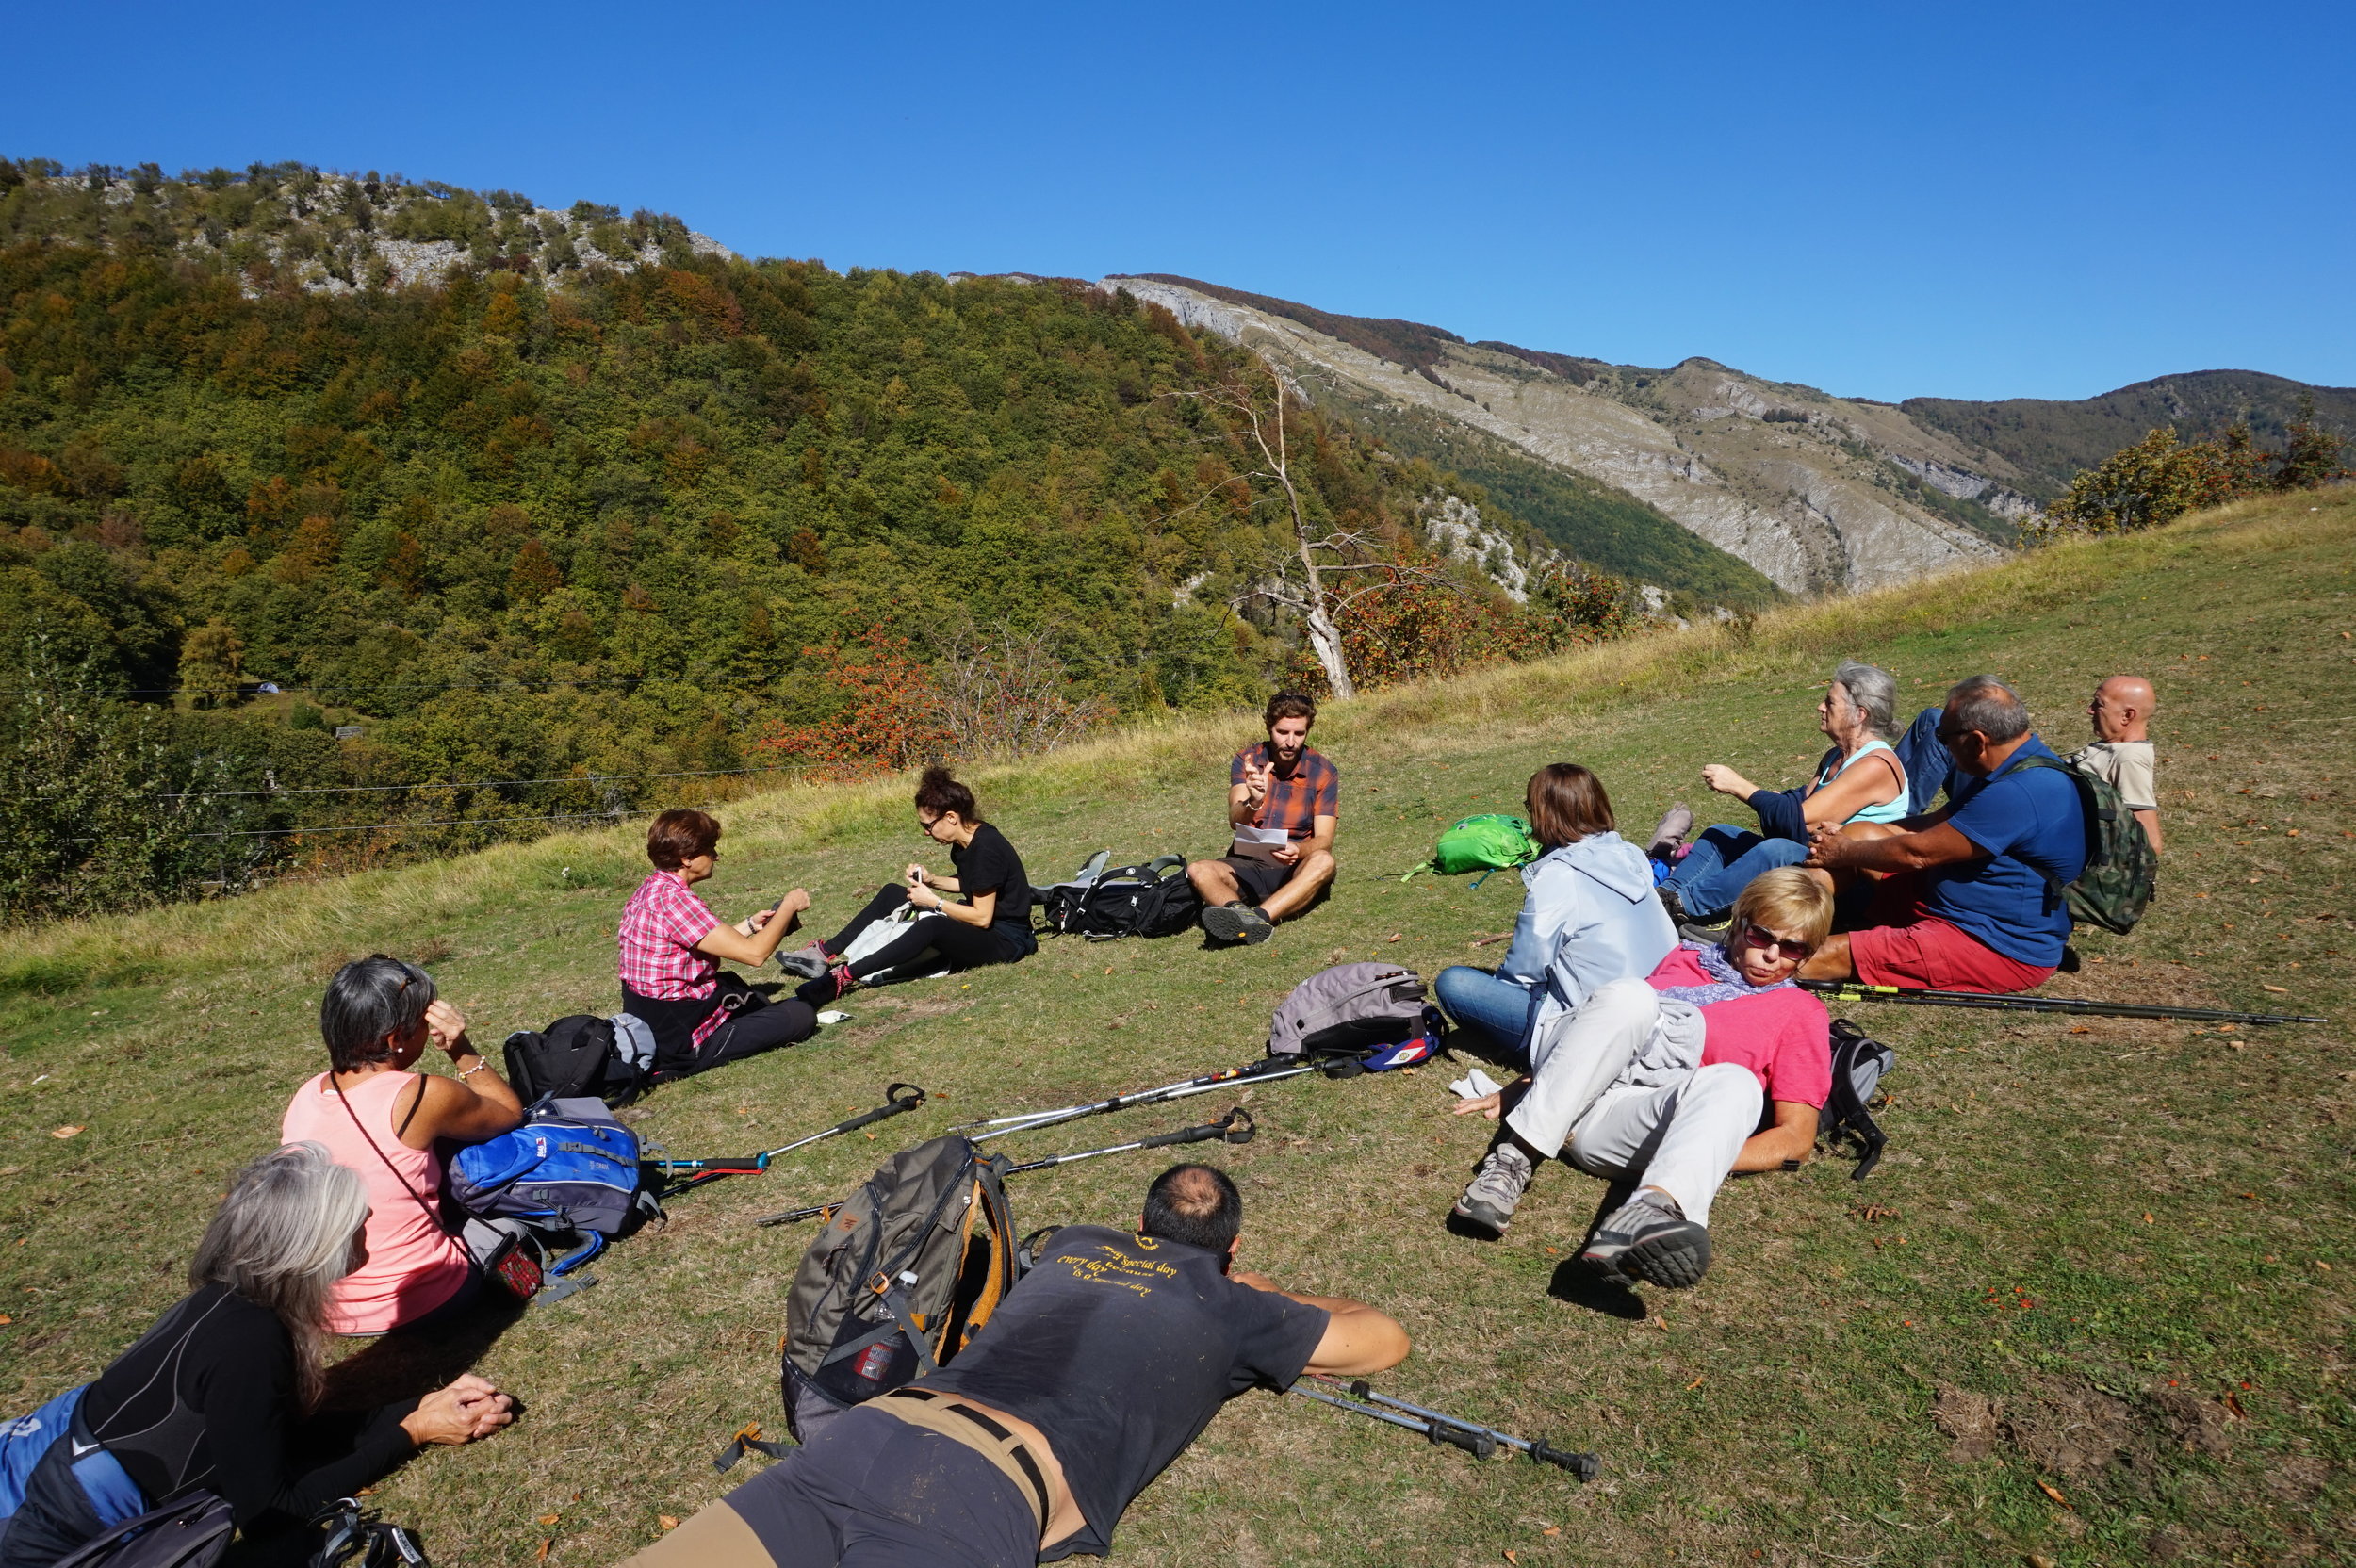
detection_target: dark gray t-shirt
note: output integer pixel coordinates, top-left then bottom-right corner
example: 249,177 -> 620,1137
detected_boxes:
920,1225 -> 1329,1559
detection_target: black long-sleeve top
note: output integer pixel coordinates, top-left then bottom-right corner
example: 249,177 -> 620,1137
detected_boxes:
75,1283 -> 420,1527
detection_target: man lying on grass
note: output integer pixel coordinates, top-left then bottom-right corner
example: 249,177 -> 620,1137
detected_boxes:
1799,676 -> 2086,994
1187,691 -> 1338,946
1450,869 -> 1833,1289
624,1166 -> 1408,1568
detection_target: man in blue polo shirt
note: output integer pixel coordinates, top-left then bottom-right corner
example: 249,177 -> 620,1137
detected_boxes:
1798,676 -> 2086,993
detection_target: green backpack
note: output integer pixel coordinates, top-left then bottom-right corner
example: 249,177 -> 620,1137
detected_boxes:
2010,756 -> 2158,935
1404,814 -> 1544,884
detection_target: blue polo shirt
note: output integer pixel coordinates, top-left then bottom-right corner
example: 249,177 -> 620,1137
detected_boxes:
1919,736 -> 2086,966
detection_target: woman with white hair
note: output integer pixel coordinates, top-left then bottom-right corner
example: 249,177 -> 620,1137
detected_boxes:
0,1143 -> 513,1565
282,955 -> 523,1334
1650,659 -> 1908,926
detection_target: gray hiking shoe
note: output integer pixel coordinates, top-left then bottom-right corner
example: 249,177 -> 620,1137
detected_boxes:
1201,903 -> 1275,945
776,943 -> 830,980
1581,1191 -> 1710,1287
1452,1142 -> 1534,1235
1646,802 -> 1694,857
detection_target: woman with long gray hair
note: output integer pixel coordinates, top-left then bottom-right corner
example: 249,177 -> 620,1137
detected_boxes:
0,1144 -> 513,1566
281,955 -> 523,1334
1647,659 -> 1909,925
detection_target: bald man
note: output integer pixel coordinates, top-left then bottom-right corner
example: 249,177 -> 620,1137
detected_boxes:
2068,676 -> 2162,852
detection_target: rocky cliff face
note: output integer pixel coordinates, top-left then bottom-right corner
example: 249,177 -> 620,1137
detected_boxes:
1106,275 -> 2039,596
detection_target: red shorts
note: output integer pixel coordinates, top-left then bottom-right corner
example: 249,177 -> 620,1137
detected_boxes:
1847,875 -> 2056,994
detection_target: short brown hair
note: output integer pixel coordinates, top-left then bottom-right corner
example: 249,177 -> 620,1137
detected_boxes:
646,808 -> 721,871
1525,763 -> 1615,847
1264,691 -> 1317,731
1729,867 -> 1835,948
914,766 -> 978,823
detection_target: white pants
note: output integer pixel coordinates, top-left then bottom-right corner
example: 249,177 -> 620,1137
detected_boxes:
1504,977 -> 1764,1227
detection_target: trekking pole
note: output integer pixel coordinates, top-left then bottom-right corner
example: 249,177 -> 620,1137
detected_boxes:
1799,980 -> 2326,1027
1292,1375 -> 1597,1478
752,1107 -> 1256,1226
956,1059 -> 1317,1142
652,1084 -> 928,1190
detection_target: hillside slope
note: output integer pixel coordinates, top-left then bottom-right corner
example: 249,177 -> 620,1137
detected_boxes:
5,491 -> 2351,1565
1903,368 -> 2356,496
1111,275 -> 2028,595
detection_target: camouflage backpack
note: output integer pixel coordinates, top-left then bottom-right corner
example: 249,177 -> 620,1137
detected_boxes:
2011,756 -> 2158,935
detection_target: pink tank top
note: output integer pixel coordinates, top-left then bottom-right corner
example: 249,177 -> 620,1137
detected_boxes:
282,1071 -> 471,1334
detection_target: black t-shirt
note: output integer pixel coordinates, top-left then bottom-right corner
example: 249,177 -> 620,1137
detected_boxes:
76,1283 -> 418,1527
951,822 -> 1032,937
920,1225 -> 1329,1560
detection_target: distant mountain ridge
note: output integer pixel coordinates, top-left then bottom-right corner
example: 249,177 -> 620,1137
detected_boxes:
1108,275 -> 2349,596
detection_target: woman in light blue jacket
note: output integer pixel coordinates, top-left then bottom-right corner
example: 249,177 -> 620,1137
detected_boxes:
1433,764 -> 1678,1065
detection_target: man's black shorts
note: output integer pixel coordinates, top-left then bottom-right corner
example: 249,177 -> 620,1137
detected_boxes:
1219,854 -> 1295,906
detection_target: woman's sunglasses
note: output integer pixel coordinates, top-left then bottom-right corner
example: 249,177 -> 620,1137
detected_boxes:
1738,922 -> 1814,959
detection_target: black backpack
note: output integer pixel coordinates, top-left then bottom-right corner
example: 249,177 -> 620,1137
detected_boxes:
1820,1020 -> 1896,1179
502,1015 -> 654,1108
1038,853 -> 1202,939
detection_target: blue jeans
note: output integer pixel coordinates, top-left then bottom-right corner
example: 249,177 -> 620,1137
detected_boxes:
1434,966 -> 1540,1063
1659,825 -> 1809,922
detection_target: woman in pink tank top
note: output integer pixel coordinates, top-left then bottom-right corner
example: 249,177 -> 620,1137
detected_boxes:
282,955 -> 526,1335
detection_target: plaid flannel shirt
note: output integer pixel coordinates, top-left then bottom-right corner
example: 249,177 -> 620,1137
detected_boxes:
1233,742 -> 1339,842
618,872 -> 728,1048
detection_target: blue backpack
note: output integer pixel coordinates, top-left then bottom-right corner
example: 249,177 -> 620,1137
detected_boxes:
449,1099 -> 660,1273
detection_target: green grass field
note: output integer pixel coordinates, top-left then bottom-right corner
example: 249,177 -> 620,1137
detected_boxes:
5,492 -> 2352,1567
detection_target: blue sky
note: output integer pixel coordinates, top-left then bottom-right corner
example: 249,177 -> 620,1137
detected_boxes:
6,0 -> 2349,402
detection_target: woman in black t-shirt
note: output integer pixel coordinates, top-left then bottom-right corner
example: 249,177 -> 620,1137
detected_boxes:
797,767 -> 1036,1004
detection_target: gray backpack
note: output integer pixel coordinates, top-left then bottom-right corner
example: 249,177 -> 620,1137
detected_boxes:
777,1136 -> 1021,1442
1268,964 -> 1430,1057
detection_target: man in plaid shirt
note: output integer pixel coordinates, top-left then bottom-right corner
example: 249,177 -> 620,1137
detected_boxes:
1187,692 -> 1338,945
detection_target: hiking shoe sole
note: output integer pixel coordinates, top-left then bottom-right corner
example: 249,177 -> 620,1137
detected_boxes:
1450,1196 -> 1513,1235
1234,907 -> 1274,945
1201,904 -> 1251,943
1621,1220 -> 1711,1288
777,948 -> 829,980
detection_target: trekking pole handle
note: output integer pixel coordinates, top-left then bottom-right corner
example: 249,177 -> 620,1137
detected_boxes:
1527,1438 -> 1600,1479
1137,1107 -> 1254,1149
1428,1422 -> 1496,1459
837,1083 -> 927,1132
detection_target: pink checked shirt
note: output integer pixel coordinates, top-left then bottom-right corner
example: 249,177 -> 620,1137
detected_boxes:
618,872 -> 727,1047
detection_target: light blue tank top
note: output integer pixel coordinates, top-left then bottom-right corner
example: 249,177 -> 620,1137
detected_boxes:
1814,738 -> 1908,825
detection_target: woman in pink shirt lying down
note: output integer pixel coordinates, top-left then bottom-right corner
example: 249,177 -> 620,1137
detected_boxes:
1448,866 -> 1835,1289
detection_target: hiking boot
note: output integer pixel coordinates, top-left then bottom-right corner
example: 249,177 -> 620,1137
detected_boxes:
1581,1191 -> 1710,1287
795,961 -> 859,1008
776,943 -> 830,980
1201,903 -> 1274,945
1646,803 -> 1693,858
1452,1142 -> 1534,1235
1657,886 -> 1691,926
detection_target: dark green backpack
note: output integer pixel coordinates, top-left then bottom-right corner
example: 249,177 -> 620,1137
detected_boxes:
2011,756 -> 2158,935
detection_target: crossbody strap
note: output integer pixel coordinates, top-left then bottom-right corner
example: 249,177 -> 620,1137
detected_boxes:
332,1076 -> 453,1237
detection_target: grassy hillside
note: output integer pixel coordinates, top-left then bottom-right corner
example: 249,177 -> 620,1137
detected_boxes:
3,490 -> 2351,1566
1904,370 -> 2356,499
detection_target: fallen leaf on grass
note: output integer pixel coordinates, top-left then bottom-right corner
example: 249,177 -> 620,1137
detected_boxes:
2224,1392 -> 2247,1417
2067,1026 -> 2089,1036
1385,933 -> 1402,943
2263,985 -> 2288,993
1684,1376 -> 1705,1390
2028,1555 -> 2059,1568
659,1517 -> 679,1531
536,1541 -> 552,1563
1505,1552 -> 1519,1565
1543,1527 -> 1560,1536
537,1515 -> 559,1526
50,1126 -> 82,1139
0,1314 -> 11,1325
2035,1479 -> 2070,1509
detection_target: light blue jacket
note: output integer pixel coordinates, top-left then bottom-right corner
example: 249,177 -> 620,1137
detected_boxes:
1498,832 -> 1679,1040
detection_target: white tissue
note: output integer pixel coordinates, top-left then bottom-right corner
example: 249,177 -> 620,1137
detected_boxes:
1448,1068 -> 1503,1100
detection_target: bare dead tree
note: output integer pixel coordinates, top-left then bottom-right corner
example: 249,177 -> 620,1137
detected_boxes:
927,629 -> 1113,763
1169,360 -> 1459,699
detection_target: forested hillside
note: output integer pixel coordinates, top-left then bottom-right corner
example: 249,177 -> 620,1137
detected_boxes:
0,159 -> 1627,921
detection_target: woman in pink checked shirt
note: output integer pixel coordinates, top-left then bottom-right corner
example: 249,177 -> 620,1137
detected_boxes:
617,808 -> 819,1079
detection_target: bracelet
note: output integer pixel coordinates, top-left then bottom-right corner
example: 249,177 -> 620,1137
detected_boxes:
457,1058 -> 489,1080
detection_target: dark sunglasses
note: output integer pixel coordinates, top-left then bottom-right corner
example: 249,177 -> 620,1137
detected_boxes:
1739,922 -> 1813,959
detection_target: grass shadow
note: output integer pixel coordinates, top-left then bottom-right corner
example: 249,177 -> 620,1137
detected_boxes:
319,1293 -> 532,1412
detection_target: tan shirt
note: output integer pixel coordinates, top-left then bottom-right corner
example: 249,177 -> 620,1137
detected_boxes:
2066,739 -> 2157,811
